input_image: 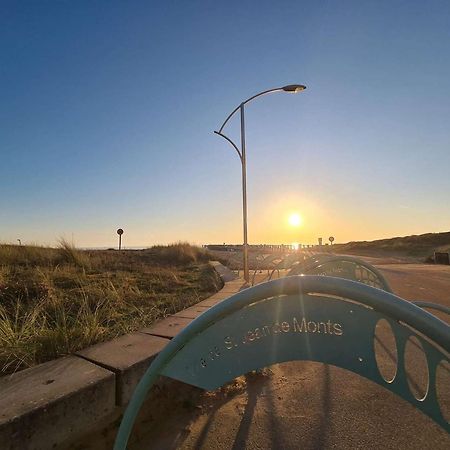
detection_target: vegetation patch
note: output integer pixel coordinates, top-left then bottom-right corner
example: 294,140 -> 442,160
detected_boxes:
332,231 -> 450,260
0,241 -> 222,375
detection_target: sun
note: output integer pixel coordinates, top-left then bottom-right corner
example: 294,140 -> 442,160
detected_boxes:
288,213 -> 302,227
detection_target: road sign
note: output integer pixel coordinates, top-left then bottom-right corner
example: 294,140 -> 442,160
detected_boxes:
329,236 -> 334,244
117,229 -> 124,250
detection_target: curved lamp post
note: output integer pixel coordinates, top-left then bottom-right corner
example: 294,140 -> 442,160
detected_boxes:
214,84 -> 306,283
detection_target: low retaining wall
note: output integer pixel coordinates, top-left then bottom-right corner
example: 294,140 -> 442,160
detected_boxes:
0,262 -> 243,450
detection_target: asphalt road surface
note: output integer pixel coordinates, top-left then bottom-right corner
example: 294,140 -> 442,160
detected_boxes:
131,259 -> 450,450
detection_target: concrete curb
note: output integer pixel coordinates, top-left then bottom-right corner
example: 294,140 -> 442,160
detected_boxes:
0,357 -> 115,450
0,262 -> 244,449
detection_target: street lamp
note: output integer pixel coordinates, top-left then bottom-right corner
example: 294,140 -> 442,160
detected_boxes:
214,84 -> 306,283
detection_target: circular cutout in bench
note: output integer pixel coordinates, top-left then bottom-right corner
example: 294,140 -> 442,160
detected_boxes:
374,319 -> 398,383
436,360 -> 450,423
405,336 -> 429,401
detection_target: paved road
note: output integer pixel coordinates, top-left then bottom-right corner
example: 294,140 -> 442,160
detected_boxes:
378,263 -> 450,323
132,261 -> 450,450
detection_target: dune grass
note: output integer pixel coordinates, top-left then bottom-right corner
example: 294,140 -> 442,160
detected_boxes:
332,231 -> 450,260
0,241 -> 222,375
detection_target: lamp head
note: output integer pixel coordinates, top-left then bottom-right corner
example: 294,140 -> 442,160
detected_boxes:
282,84 -> 307,93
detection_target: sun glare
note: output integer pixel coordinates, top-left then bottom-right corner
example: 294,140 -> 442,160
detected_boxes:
292,242 -> 299,250
288,213 -> 302,227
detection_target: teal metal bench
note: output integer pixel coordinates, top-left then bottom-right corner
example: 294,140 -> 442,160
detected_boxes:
114,276 -> 450,449
289,254 -> 393,292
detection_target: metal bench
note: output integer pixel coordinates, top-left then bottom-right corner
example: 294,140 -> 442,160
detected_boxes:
114,275 -> 450,449
289,254 -> 392,292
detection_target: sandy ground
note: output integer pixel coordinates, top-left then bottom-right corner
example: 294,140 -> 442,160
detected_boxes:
129,258 -> 450,450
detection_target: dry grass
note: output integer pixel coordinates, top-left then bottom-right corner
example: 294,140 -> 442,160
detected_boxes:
332,231 -> 450,261
0,242 -> 222,375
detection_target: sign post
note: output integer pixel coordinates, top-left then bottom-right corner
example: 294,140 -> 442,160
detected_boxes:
117,228 -> 124,251
329,236 -> 334,245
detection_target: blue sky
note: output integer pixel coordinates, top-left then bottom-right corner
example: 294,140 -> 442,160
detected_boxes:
1,1 -> 450,247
